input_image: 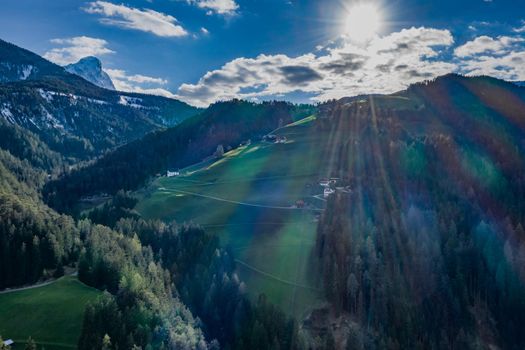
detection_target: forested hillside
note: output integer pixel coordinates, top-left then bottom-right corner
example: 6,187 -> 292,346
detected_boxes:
0,83 -> 300,349
4,68 -> 525,349
313,74 -> 525,349
44,100 -> 315,214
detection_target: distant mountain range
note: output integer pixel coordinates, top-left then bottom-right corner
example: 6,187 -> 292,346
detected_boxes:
65,56 -> 115,90
0,39 -> 201,160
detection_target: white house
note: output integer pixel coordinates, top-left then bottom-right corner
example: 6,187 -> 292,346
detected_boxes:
319,179 -> 330,187
167,170 -> 180,177
275,136 -> 287,144
324,188 -> 335,198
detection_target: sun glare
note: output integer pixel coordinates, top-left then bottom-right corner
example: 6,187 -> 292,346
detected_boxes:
345,3 -> 382,42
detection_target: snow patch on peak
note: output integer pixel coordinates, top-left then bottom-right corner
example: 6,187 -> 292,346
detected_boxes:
65,56 -> 115,90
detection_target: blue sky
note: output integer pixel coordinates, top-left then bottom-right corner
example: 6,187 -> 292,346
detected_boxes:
1,0 -> 524,106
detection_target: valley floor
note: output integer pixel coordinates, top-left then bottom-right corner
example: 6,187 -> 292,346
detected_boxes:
136,116 -> 329,318
0,276 -> 101,350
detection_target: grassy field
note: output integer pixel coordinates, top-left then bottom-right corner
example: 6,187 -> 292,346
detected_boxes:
136,115 -> 339,318
0,276 -> 101,350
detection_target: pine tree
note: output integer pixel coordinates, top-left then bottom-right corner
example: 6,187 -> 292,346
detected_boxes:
24,337 -> 37,350
101,334 -> 112,350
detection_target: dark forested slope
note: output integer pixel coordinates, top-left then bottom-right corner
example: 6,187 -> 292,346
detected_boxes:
312,74 -> 525,349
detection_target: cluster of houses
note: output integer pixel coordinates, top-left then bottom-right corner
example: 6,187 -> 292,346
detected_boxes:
167,170 -> 180,178
319,178 -> 337,198
263,134 -> 287,144
319,178 -> 352,198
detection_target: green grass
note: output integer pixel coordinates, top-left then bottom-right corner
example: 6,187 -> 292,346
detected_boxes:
0,276 -> 101,350
136,116 -> 335,317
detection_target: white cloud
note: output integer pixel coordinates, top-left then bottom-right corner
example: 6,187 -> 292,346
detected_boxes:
84,1 -> 188,37
186,0 -> 239,15
43,36 -> 115,65
176,27 -> 456,107
455,35 -> 525,81
106,68 -> 174,97
454,36 -> 524,57
458,51 -> 525,82
201,27 -> 210,35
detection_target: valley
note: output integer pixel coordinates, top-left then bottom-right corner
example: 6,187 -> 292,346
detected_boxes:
136,115 -> 326,317
2,32 -> 525,349
0,276 -> 101,350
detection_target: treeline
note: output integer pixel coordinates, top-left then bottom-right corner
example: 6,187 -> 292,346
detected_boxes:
0,149 -> 79,289
44,100 -> 315,215
77,222 -> 207,350
0,118 -> 63,172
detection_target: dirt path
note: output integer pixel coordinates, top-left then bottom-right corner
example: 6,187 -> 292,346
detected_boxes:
235,259 -> 320,292
0,273 -> 77,295
12,339 -> 76,349
161,188 -> 324,211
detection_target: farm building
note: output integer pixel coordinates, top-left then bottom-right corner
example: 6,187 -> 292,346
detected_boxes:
324,188 -> 335,198
3,339 -> 14,346
319,179 -> 330,187
263,134 -> 277,142
275,136 -> 287,144
167,170 -> 180,177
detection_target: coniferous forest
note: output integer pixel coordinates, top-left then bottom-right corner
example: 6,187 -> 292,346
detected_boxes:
2,6 -> 525,348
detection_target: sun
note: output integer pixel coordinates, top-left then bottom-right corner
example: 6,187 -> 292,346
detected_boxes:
344,3 -> 382,42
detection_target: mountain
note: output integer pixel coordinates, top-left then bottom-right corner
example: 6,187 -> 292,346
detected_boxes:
46,74 -> 525,349
136,74 -> 525,349
65,56 -> 115,90
0,39 -> 201,160
0,39 -> 68,83
0,69 -> 296,350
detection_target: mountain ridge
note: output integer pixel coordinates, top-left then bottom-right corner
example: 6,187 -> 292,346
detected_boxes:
0,39 -> 201,161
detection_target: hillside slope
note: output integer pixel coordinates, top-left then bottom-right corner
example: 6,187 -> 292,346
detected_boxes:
44,100 -> 315,212
135,74 -> 525,349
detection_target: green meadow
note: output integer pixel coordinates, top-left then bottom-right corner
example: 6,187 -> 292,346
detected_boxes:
136,115 -> 334,317
0,276 -> 101,350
